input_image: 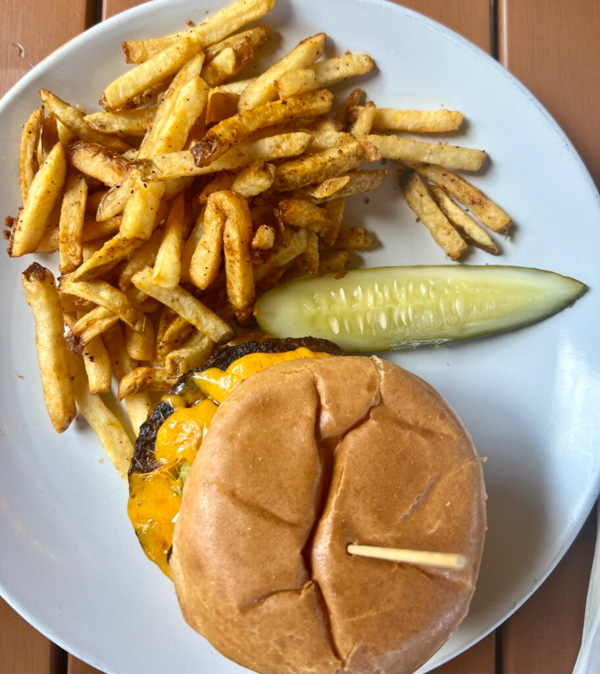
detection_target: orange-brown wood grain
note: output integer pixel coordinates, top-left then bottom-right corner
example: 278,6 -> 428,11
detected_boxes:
102,0 -> 147,20
499,0 -> 600,185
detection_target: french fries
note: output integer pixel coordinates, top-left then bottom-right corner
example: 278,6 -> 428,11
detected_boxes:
400,170 -> 468,260
10,143 -> 67,257
22,264 -> 76,433
11,0 -> 512,472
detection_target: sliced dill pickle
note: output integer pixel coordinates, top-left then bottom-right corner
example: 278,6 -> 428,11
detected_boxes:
254,266 -> 586,351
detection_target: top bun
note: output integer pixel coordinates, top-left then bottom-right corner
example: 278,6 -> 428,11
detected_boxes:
171,356 -> 486,674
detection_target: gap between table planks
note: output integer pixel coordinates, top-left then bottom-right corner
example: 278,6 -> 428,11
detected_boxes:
0,0 -> 598,672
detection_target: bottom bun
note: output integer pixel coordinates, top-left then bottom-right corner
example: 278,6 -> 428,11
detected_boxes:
170,357 -> 486,674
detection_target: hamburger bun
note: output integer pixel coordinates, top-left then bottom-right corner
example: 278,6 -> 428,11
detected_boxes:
170,356 -> 486,674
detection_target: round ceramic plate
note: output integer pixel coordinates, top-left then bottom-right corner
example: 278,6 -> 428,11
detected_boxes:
1,1 -> 599,672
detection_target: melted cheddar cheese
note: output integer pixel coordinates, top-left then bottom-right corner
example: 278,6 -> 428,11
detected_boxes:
128,348 -> 330,577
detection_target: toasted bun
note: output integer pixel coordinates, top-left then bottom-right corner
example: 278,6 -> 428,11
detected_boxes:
170,357 -> 486,674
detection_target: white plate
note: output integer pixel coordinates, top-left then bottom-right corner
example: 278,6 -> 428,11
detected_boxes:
1,1 -> 599,672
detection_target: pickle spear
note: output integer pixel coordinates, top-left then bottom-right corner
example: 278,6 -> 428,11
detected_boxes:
254,266 -> 587,351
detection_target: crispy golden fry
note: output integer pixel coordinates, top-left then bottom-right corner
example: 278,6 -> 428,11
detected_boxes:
301,169 -> 387,204
190,205 -> 225,291
205,25 -> 271,60
102,324 -> 152,434
192,89 -> 332,167
155,316 -> 194,365
101,38 -> 203,111
369,108 -> 463,133
20,107 -> 43,202
366,134 -> 486,171
299,175 -> 350,200
219,77 -> 257,95
9,143 -> 67,257
218,191 -> 255,318
84,107 -> 156,137
38,113 -> 59,165
38,215 -> 124,254
59,293 -> 94,314
253,228 -> 308,283
407,161 -> 511,232
67,306 -> 119,353
39,90 -> 130,153
273,141 -> 372,191
70,233 -> 142,282
67,351 -> 133,479
324,197 -> 346,246
333,226 -> 374,250
22,263 -> 76,433
312,54 -> 374,87
251,224 -> 275,250
202,38 -> 254,87
128,80 -> 172,108
239,33 -> 326,111
276,198 -> 332,235
349,101 -> 376,138
60,278 -> 146,331
318,249 -> 351,274
118,367 -> 177,400
80,334 -> 112,395
117,174 -> 166,242
68,140 -> 130,187
180,210 -> 205,283
96,178 -> 133,221
123,0 -> 276,63
59,172 -> 88,273
151,193 -> 188,288
400,170 -> 467,260
165,331 -> 214,377
335,87 -> 364,128
231,162 -> 275,198
276,68 -> 319,99
131,267 -> 234,343
140,132 -> 313,181
429,184 -> 499,254
206,88 -> 240,124
126,320 -> 156,362
297,230 -> 319,276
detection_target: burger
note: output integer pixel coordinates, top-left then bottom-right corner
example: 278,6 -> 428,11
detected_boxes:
127,337 -> 486,674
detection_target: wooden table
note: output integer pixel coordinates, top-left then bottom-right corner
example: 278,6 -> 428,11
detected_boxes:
1,0 -> 599,672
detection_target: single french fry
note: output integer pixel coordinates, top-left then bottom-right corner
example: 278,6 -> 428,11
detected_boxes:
84,107 -> 156,137
318,249 -> 350,275
206,88 -> 240,124
20,107 -> 44,202
231,162 -> 275,198
275,198 -> 332,235
67,351 -> 133,479
350,101 -> 376,138
253,228 -> 308,283
68,141 -> 130,187
39,89 -> 130,153
118,366 -> 177,400
22,263 -> 76,433
400,170 -> 467,260
335,87 -> 364,128
205,25 -> 271,60
407,161 -> 511,232
370,108 -> 463,133
251,224 -> 275,250
152,192 -> 187,288
60,278 -> 146,331
333,226 -> 374,250
312,54 -> 374,88
122,0 -> 276,63
55,118 -> 74,146
117,174 -> 166,241
139,132 -> 313,181
67,306 -> 119,354
324,197 -> 346,246
38,113 -> 59,165
219,77 -> 257,95
239,33 -> 326,111
297,230 -> 319,276
127,80 -> 172,108
69,233 -> 143,282
126,320 -> 156,362
96,178 -> 133,221
101,38 -> 203,111
102,324 -> 152,435
429,185 -> 499,254
80,334 -> 112,395
201,38 -> 254,87
366,134 -> 486,171
155,316 -> 194,365
276,68 -> 319,99
191,89 -> 332,167
131,267 -> 234,344
180,209 -> 205,283
59,171 -> 88,273
273,141 -> 370,191
299,176 -> 350,201
9,143 -> 67,257
165,331 -> 215,377
189,202 -> 225,291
